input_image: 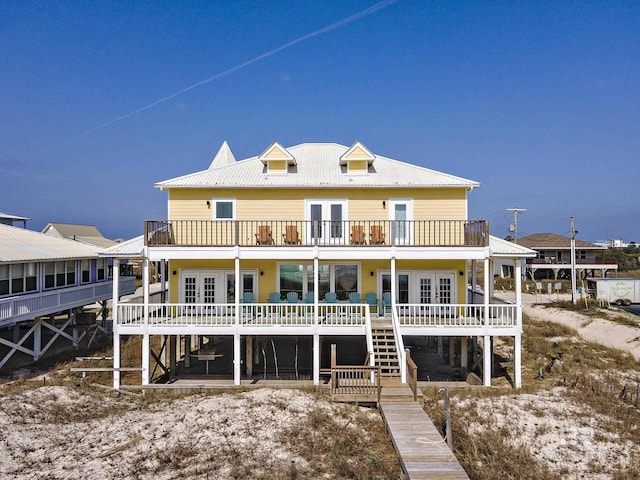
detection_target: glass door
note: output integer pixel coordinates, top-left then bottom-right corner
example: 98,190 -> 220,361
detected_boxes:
389,199 -> 412,245
306,200 -> 347,244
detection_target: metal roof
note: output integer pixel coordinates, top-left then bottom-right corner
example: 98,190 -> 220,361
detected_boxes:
489,235 -> 537,257
101,235 -> 145,258
155,143 -> 480,190
0,224 -> 104,262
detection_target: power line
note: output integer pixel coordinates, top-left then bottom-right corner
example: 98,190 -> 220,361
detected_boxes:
506,207 -> 527,243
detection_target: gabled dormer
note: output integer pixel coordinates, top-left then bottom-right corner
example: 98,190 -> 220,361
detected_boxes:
340,141 -> 375,174
259,142 -> 297,174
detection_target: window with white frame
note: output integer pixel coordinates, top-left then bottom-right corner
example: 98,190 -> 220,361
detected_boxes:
0,263 -> 37,296
212,199 -> 236,220
278,263 -> 358,301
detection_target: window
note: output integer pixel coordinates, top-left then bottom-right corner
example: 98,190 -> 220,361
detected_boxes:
212,199 -> 235,220
278,263 -> 358,301
389,199 -> 413,245
97,258 -> 106,281
81,259 -> 90,283
44,261 -> 77,289
578,250 -> 587,260
0,263 -> 38,296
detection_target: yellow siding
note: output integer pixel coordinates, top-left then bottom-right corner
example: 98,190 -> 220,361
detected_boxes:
267,160 -> 288,173
348,160 -> 368,172
264,146 -> 289,160
344,146 -> 370,160
168,187 -> 468,221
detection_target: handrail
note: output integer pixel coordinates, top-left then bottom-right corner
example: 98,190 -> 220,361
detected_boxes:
144,219 -> 489,247
390,304 -> 407,383
405,348 -> 419,401
364,305 -> 375,367
330,365 -> 382,404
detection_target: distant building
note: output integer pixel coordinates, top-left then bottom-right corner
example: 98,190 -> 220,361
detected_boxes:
0,212 -> 29,228
42,222 -> 118,248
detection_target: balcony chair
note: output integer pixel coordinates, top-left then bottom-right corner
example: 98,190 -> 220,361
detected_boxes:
242,292 -> 254,303
348,292 -> 361,303
382,292 -> 392,315
304,292 -> 315,303
324,292 -> 337,303
350,225 -> 366,245
286,292 -> 299,303
369,225 -> 385,245
268,292 -> 281,303
255,225 -> 274,245
365,292 -> 378,314
282,225 -> 301,245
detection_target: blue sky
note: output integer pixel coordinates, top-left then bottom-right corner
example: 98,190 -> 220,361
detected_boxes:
1,1 -> 638,243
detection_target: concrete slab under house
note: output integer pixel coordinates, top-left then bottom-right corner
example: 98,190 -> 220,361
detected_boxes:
103,141 -> 536,392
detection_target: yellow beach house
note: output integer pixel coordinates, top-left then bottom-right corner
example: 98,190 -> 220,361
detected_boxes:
106,141 -> 535,389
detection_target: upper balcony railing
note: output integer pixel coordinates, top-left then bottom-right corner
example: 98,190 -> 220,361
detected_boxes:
144,219 -> 489,248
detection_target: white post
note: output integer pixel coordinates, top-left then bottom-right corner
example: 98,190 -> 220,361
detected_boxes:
112,259 -> 121,389
113,331 -> 120,389
514,334 -> 522,388
483,335 -> 491,387
141,333 -> 150,385
314,256 -> 319,323
233,333 -> 241,385
313,333 -> 320,385
460,337 -> 468,369
33,319 -> 42,360
235,255 -> 240,325
483,258 -> 490,325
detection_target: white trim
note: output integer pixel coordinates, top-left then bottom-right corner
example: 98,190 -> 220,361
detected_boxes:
211,198 -> 236,220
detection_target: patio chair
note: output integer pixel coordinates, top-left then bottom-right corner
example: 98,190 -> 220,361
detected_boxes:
304,292 -> 315,303
324,292 -> 337,303
350,225 -> 366,245
382,292 -> 392,315
348,292 -> 361,303
242,292 -> 254,303
365,292 -> 378,314
268,292 -> 281,303
255,225 -> 274,245
286,292 -> 299,303
369,225 -> 385,245
282,225 -> 301,245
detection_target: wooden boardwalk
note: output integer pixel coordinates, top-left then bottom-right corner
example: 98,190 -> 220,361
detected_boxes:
380,395 -> 469,480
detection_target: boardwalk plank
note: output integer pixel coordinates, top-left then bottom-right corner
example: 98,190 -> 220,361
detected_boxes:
380,397 -> 469,480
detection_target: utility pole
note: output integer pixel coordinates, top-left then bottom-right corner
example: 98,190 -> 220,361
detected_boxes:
506,207 -> 527,243
570,217 -> 578,305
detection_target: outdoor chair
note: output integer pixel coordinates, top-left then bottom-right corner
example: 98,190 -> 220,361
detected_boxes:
365,292 -> 378,314
348,292 -> 361,303
268,292 -> 281,303
304,292 -> 315,303
382,292 -> 392,315
369,225 -> 385,245
286,292 -> 299,303
255,225 -> 274,245
282,225 -> 301,245
324,292 -> 337,303
242,292 -> 254,304
350,225 -> 366,245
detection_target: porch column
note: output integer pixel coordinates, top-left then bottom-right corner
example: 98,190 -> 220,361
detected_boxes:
449,337 -> 455,366
313,333 -> 320,385
246,336 -> 253,377
33,320 -> 41,360
483,335 -> 491,387
169,335 -> 177,381
471,260 -> 478,303
233,333 -> 241,385
390,256 -> 397,305
483,258 -> 490,325
235,254 -> 240,325
460,337 -> 468,369
113,332 -> 121,389
141,333 -> 150,385
184,335 -> 191,368
160,260 -> 166,303
514,334 -> 522,388
314,256 -> 319,323
112,259 -> 120,389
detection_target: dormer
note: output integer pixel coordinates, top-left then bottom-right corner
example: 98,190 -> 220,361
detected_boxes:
259,142 -> 296,174
340,141 -> 375,174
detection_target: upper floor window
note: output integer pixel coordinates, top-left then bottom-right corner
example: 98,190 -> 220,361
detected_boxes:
44,261 -> 77,289
0,263 -> 38,296
212,199 -> 236,220
97,258 -> 106,281
81,259 -> 91,283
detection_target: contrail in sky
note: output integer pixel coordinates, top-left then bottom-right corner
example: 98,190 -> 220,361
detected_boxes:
77,0 -> 399,138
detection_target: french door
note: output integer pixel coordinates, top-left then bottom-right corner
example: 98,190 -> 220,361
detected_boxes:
380,271 -> 456,305
306,200 -> 347,244
389,199 -> 412,245
181,271 -> 255,304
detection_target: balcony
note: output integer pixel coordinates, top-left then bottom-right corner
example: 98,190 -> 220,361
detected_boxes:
144,219 -> 489,248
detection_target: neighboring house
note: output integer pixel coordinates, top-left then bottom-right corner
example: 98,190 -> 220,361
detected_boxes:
106,141 -> 535,390
42,222 -> 118,249
515,233 -> 618,280
0,212 -> 29,228
0,224 -> 136,370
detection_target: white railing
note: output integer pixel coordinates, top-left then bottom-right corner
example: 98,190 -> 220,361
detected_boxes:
0,277 -> 136,327
390,305 -> 407,383
396,303 -> 517,327
116,302 -> 369,327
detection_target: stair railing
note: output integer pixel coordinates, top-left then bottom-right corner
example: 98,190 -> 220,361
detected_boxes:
390,304 -> 407,383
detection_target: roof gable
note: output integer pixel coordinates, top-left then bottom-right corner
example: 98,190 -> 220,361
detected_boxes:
208,141 -> 236,169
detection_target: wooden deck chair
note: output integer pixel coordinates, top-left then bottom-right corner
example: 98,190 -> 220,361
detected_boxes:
286,292 -> 299,303
382,292 -> 392,315
365,292 -> 378,314
350,225 -> 366,245
242,292 -> 254,303
370,225 -> 385,245
255,225 -> 274,245
282,225 -> 301,245
304,292 -> 315,303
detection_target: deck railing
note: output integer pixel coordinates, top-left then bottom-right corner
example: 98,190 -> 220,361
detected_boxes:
405,348 -> 419,401
0,277 -> 137,328
145,219 -> 489,248
115,302 -> 516,328
330,365 -> 382,403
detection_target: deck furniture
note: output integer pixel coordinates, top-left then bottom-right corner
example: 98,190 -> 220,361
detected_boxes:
370,225 -> 385,245
255,225 -> 274,245
282,225 -> 301,245
350,225 -> 366,245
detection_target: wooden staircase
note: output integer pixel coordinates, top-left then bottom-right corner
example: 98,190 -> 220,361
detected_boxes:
371,323 -> 400,378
